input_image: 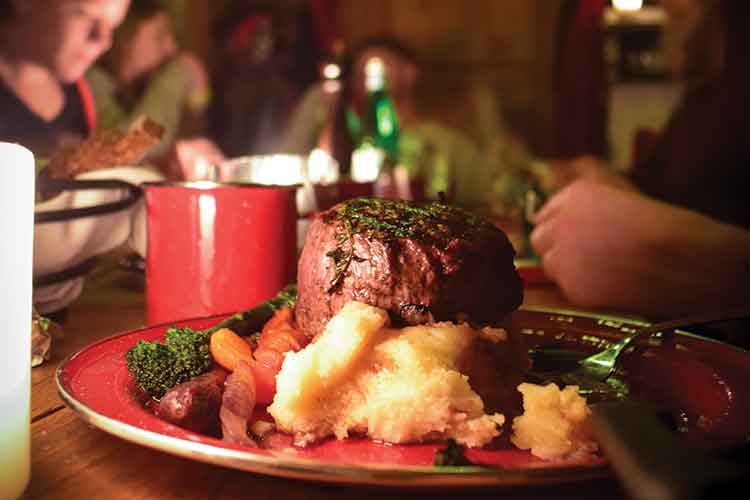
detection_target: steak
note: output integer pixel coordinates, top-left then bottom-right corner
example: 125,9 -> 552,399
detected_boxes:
295,197 -> 523,338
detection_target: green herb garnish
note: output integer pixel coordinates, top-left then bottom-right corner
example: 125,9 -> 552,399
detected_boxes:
323,198 -> 489,293
433,439 -> 474,466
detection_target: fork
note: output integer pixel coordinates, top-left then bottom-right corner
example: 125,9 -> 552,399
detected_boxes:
532,308 -> 750,401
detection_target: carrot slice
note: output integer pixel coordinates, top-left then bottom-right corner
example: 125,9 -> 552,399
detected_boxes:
210,328 -> 253,372
252,306 -> 309,404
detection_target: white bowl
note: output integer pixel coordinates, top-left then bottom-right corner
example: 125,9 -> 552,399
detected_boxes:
33,166 -> 163,314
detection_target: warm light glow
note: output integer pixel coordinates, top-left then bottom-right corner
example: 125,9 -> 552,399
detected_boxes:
322,80 -> 341,94
322,63 -> 341,80
612,0 -> 642,11
250,155 -> 305,186
351,145 -> 384,182
220,153 -> 343,187
307,149 -> 340,185
191,155 -> 213,180
0,142 -> 33,499
364,57 -> 386,92
188,180 -> 220,190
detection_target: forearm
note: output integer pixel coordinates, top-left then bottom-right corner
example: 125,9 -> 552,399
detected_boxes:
532,180 -> 750,321
640,203 -> 750,319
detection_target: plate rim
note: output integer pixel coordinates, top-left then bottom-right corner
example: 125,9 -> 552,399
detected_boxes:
54,305 -> 742,487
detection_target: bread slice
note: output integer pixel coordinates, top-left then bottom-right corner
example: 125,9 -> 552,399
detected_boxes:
47,116 -> 165,179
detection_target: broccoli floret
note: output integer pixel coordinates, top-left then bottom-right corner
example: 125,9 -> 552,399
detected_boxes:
126,340 -> 181,398
126,327 -> 212,399
126,285 -> 298,398
163,326 -> 212,376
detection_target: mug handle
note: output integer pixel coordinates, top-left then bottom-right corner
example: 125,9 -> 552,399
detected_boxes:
35,178 -> 142,224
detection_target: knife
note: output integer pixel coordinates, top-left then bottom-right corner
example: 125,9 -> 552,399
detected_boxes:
590,401 -> 746,500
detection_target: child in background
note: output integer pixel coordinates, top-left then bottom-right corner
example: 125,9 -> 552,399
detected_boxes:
87,0 -> 223,178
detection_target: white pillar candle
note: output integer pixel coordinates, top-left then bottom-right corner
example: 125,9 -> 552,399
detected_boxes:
0,143 -> 34,498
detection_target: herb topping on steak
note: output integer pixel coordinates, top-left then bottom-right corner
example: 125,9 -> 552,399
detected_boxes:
296,197 -> 523,338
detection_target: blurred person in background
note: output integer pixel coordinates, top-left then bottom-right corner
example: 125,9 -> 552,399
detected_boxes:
0,0 -> 130,160
531,0 -> 750,329
0,0 -> 133,319
87,0 -> 224,179
0,0 -> 221,318
279,36 -> 510,210
88,1 -> 207,150
210,2 -> 320,157
0,0 -> 222,179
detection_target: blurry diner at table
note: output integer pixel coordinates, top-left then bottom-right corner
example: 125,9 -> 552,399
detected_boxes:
6,1 -> 750,499
0,0 -> 222,178
209,2 -> 323,158
86,0 -> 213,160
0,0 -> 130,161
530,0 -> 750,334
0,0 -> 227,318
4,0 -> 747,345
278,34 -> 537,213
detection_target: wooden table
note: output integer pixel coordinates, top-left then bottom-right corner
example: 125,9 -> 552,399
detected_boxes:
22,273 -> 631,500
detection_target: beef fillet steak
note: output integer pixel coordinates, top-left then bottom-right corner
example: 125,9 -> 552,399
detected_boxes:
295,197 -> 523,338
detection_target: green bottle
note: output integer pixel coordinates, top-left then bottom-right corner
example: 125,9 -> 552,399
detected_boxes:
350,56 -> 402,192
361,56 -> 400,161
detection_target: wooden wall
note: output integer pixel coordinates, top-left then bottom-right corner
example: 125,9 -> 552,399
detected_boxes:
337,0 -> 564,154
173,0 -> 565,155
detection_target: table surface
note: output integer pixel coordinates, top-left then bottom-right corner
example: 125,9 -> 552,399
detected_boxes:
21,263 -> 633,500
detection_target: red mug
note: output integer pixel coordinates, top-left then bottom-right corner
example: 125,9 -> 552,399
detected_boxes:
143,181 -> 297,325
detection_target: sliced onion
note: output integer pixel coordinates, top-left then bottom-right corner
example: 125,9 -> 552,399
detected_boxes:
219,360 -> 258,447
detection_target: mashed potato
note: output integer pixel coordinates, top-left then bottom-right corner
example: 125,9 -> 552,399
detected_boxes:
511,382 -> 598,460
267,301 -> 506,447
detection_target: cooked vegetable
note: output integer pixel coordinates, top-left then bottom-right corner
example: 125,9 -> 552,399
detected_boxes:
155,368 -> 228,433
220,360 -> 258,447
210,328 -> 253,372
31,310 -> 59,367
126,327 -> 212,398
433,439 -> 473,466
251,305 -> 310,404
204,284 -> 298,337
126,285 -> 298,398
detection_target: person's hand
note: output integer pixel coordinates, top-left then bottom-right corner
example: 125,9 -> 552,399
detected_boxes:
549,155 -> 635,191
529,179 -> 750,319
164,137 -> 226,181
530,179 -> 650,309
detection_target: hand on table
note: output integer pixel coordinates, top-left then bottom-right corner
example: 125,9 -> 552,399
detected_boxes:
529,179 -> 750,319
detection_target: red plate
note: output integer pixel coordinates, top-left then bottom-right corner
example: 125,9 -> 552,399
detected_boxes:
515,258 -> 549,284
56,307 -> 750,487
